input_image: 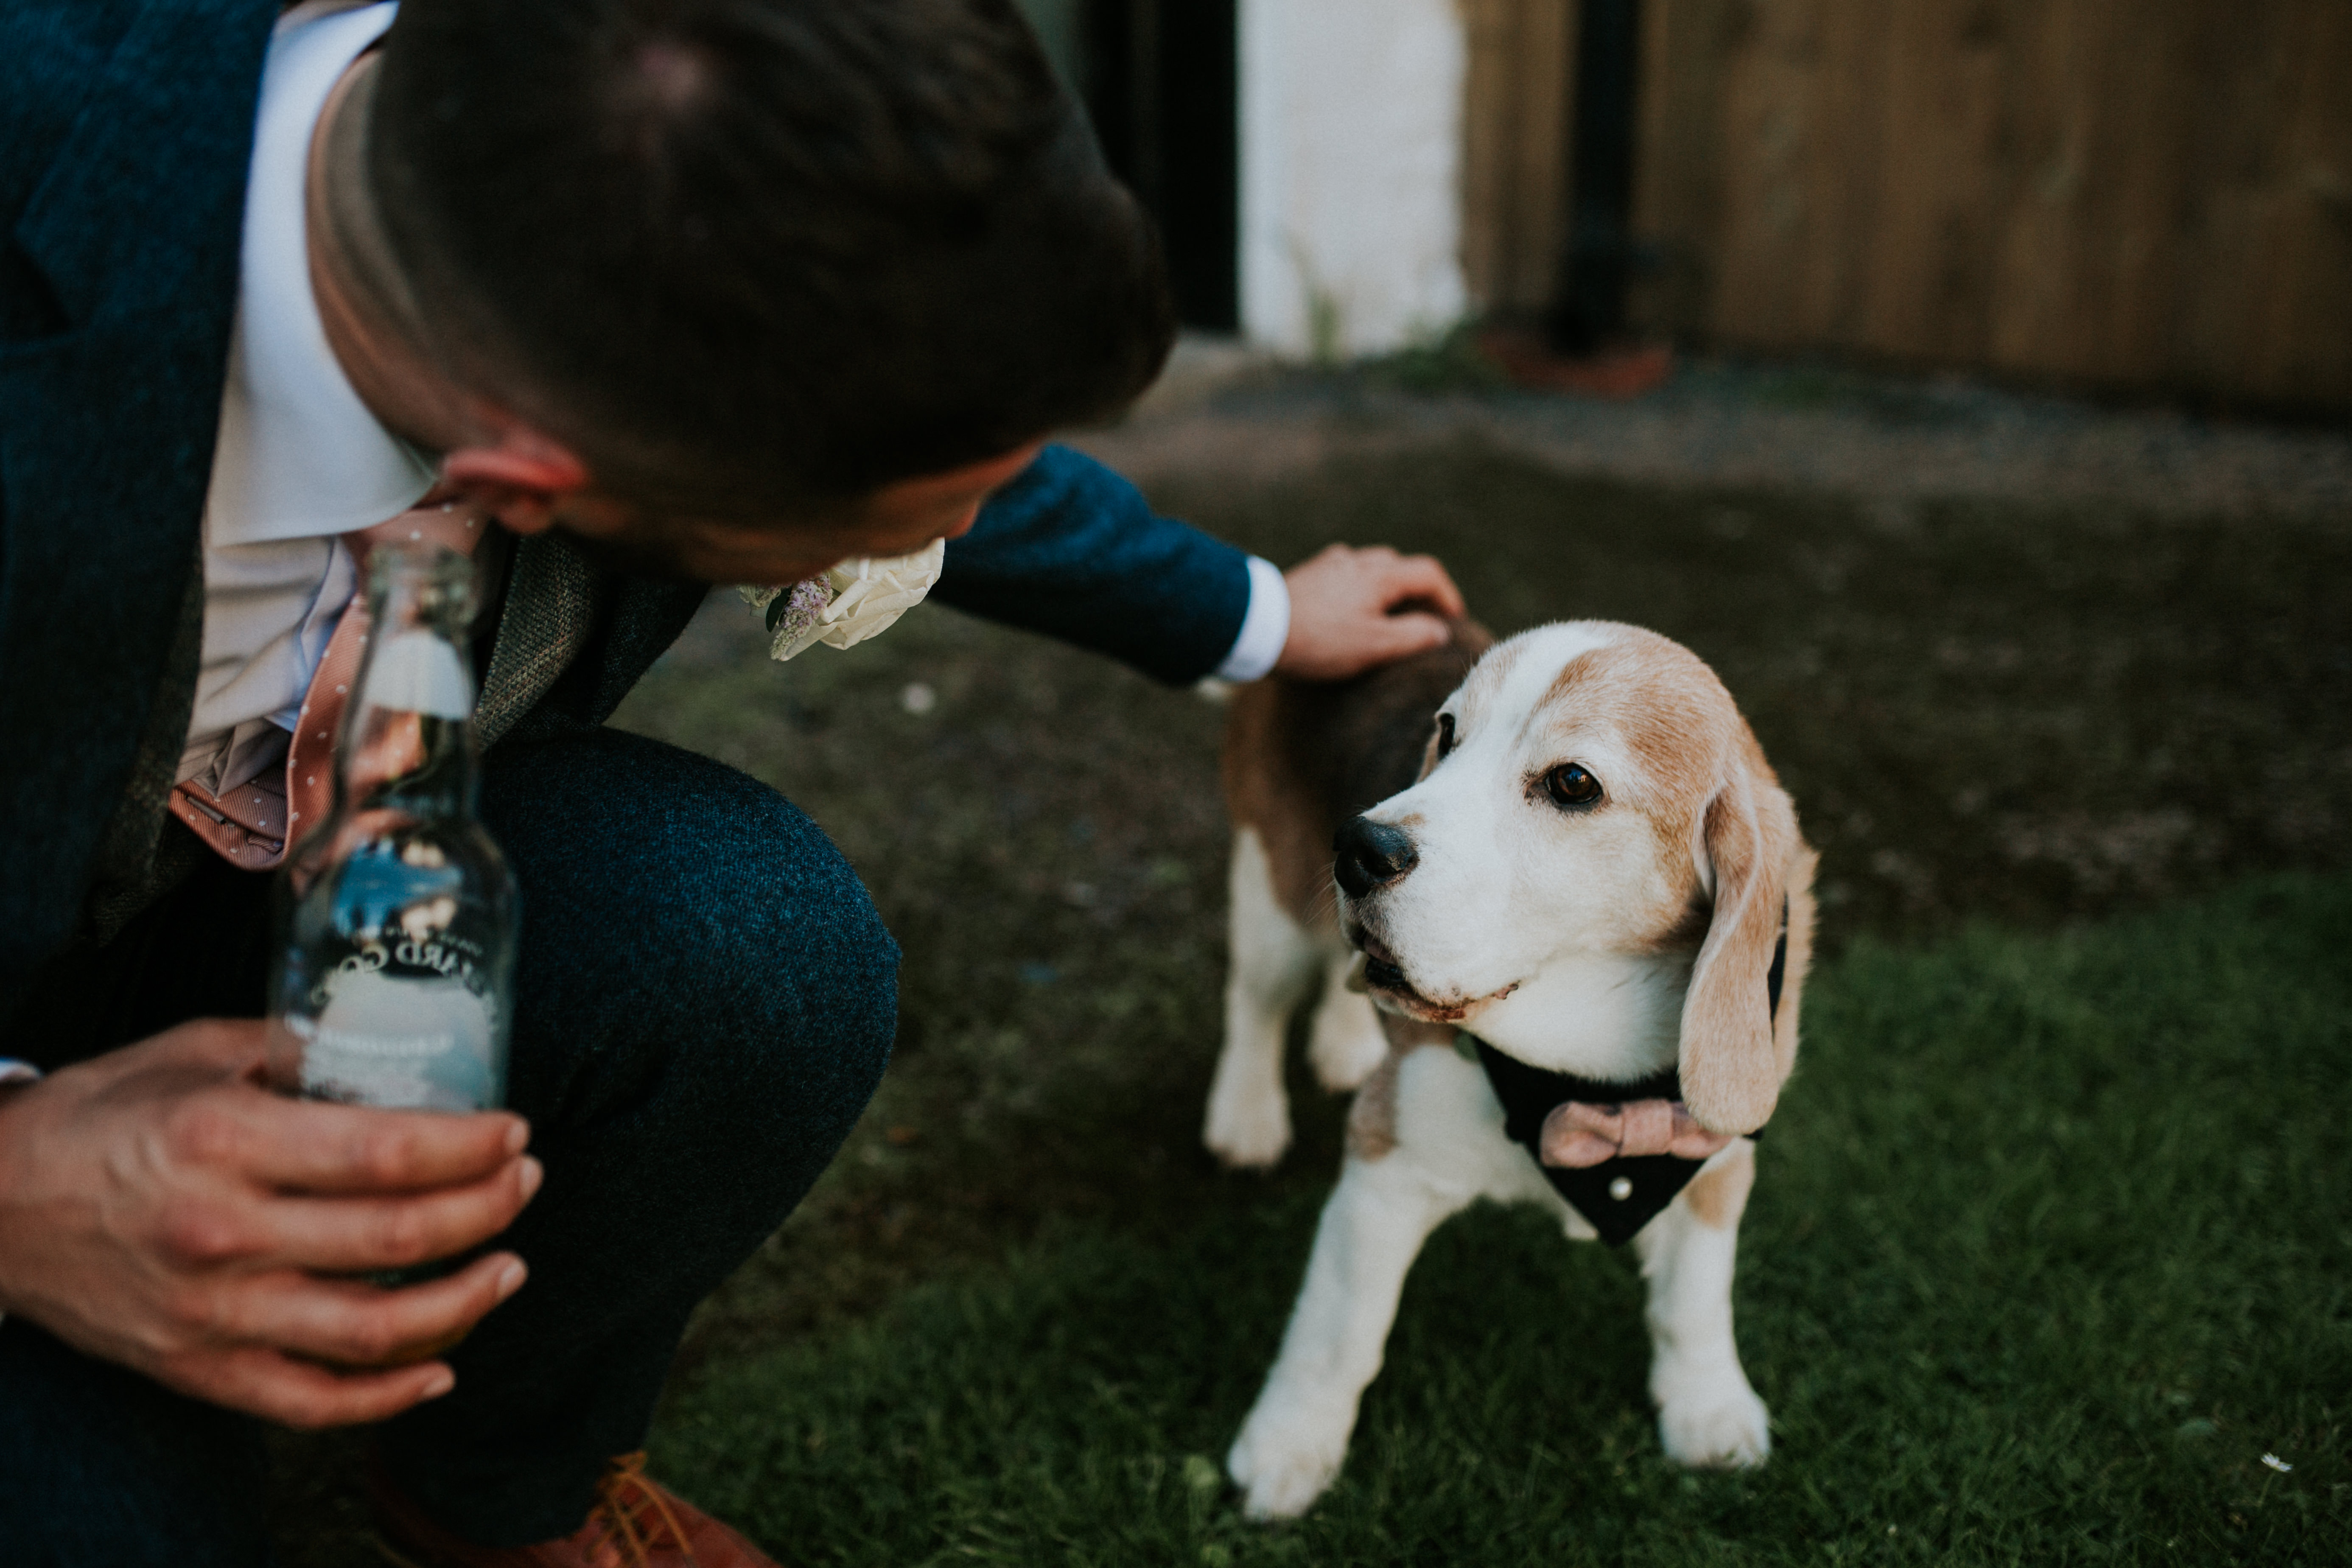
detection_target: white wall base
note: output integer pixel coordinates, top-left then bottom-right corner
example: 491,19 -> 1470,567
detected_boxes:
1238,0 -> 1470,360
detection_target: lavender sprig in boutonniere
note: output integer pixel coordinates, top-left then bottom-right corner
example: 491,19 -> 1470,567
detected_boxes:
737,538 -> 947,662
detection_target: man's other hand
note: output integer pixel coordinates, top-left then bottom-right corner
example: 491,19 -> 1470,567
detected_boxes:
0,1020 -> 538,1428
1275,544 -> 1467,681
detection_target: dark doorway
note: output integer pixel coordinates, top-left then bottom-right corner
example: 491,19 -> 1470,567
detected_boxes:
1548,0 -> 1641,353
1079,0 -> 1239,332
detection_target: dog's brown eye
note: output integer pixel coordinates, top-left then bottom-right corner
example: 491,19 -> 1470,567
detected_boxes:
1543,763 -> 1602,809
1435,713 -> 1457,759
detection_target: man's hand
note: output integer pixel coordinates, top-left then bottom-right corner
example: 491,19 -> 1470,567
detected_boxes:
1275,544 -> 1467,681
0,1019 -> 538,1429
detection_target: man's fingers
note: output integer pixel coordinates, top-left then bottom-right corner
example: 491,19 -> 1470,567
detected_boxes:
78,1017 -> 274,1086
1280,609 -> 1453,680
221,1252 -> 527,1371
1372,553 -> 1466,618
251,1158 -> 540,1272
228,1092 -> 530,1193
169,1344 -> 459,1430
1362,611 -> 1452,661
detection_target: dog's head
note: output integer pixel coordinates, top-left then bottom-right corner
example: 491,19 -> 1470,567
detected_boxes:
1335,621 -> 1809,1134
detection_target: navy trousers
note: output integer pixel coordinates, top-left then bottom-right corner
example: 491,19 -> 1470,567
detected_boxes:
0,728 -> 899,1560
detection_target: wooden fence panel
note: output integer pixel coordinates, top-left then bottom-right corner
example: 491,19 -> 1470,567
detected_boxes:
1460,0 -> 1576,314
1630,0 -> 2352,410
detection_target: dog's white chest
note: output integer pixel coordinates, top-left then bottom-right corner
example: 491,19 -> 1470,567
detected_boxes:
1389,1045 -> 1570,1215
1455,950 -> 1691,1081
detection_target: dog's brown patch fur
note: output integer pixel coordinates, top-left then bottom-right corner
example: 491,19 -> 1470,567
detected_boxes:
1536,633 -> 1742,879
1344,1053 -> 1403,1160
1344,1014 -> 1461,1160
1682,1139 -> 1756,1229
1223,620 -> 1494,927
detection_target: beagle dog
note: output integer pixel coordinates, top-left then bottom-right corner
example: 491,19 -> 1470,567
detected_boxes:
1206,619 -> 1817,1520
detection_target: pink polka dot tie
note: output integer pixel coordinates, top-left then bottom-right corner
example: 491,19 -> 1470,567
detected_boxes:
170,494 -> 489,871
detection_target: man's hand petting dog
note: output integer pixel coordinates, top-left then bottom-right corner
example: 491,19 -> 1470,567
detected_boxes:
0,1019 -> 538,1429
1277,543 -> 1466,681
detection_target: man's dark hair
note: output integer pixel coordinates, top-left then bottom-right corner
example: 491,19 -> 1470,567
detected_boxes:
369,0 -> 1173,514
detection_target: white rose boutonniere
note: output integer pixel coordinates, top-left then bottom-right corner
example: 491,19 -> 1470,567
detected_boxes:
737,538 -> 947,662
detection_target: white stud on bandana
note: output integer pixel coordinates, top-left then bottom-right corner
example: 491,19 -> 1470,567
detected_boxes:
738,538 -> 947,663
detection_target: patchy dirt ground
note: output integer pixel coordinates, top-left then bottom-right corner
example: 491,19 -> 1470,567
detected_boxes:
270,365 -> 2351,1559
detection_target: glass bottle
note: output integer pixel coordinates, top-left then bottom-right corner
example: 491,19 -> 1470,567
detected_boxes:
266,543 -> 518,1116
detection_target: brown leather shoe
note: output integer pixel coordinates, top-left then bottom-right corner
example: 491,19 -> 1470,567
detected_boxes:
368,1451 -> 781,1568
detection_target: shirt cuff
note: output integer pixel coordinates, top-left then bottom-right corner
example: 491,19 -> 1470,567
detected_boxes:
1213,556 -> 1292,683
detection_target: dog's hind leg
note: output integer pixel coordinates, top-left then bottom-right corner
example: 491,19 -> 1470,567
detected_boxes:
1205,827 -> 1321,1169
1226,1153 -> 1461,1518
1636,1140 -> 1770,1470
1305,952 -> 1386,1092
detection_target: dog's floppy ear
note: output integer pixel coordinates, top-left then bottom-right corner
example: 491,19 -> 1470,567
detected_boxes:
1679,762 -> 1798,1134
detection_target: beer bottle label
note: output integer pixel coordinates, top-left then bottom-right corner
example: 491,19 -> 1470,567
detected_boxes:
288,952 -> 499,1112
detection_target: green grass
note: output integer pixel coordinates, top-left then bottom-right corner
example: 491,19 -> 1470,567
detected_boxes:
649,874 -> 2352,1565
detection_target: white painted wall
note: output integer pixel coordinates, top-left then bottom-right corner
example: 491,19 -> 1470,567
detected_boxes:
1238,0 -> 1470,359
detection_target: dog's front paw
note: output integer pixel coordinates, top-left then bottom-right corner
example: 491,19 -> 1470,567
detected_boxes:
1657,1375 -> 1771,1470
1204,1081 -> 1293,1170
1227,1398 -> 1350,1519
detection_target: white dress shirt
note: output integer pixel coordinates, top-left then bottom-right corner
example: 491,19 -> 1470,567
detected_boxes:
180,0 -> 429,800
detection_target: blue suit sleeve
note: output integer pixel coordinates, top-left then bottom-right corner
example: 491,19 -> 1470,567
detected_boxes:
932,444 -> 1252,686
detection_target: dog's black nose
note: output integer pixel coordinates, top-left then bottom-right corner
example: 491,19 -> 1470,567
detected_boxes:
1333,816 -> 1418,899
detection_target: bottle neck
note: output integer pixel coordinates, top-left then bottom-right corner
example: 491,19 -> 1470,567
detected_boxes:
336,547 -> 482,824
343,707 -> 477,819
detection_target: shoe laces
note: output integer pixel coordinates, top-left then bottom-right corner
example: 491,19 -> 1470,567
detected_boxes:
584,1452 -> 698,1568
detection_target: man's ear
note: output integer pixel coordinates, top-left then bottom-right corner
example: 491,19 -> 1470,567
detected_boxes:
1677,762 -> 1799,1134
440,429 -> 592,536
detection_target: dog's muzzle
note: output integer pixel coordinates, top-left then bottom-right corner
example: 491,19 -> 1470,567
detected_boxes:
1333,816 -> 1417,899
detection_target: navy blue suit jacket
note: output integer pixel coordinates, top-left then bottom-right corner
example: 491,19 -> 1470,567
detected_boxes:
0,0 -> 1252,997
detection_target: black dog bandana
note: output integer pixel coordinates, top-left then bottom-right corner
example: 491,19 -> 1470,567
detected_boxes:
1467,917 -> 1787,1246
